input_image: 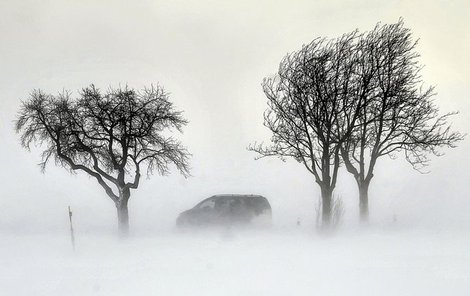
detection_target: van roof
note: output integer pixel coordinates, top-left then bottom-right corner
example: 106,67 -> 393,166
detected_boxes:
210,194 -> 264,198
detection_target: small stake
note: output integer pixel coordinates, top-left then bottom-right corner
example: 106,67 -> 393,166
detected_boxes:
68,206 -> 75,250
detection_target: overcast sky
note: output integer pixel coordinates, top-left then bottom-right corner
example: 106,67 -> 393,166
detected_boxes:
0,0 -> 469,234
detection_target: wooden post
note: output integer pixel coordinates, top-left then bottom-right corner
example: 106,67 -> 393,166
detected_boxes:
68,206 -> 75,250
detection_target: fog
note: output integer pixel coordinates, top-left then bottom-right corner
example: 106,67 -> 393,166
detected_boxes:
1,0 -> 470,294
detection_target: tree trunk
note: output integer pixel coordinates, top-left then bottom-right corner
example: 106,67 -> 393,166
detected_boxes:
116,198 -> 129,236
321,187 -> 332,227
358,182 -> 369,223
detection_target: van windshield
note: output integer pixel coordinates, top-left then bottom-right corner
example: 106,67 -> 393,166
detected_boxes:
196,199 -> 215,209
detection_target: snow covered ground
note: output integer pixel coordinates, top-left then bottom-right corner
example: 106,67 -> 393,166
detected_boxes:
1,227 -> 470,296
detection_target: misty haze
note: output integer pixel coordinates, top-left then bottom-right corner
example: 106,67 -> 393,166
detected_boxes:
1,1 -> 470,295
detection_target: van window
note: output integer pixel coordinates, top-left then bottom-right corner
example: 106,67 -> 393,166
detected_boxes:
197,199 -> 215,209
215,198 -> 231,211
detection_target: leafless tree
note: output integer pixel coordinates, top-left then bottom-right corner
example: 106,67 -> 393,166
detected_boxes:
16,85 -> 190,235
250,32 -> 361,227
340,20 -> 464,222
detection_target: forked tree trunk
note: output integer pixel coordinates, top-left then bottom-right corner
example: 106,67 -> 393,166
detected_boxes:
321,187 -> 333,227
116,197 -> 129,236
358,181 -> 370,223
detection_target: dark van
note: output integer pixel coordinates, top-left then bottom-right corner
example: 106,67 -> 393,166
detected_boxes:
176,194 -> 272,227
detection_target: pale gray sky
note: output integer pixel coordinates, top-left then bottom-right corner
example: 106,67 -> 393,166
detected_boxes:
0,0 -> 469,233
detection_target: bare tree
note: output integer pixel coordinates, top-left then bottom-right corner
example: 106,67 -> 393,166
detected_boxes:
340,20 -> 464,222
250,32 -> 361,227
16,85 -> 190,235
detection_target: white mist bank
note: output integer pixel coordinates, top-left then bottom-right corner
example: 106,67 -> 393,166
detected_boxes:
1,228 -> 469,296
